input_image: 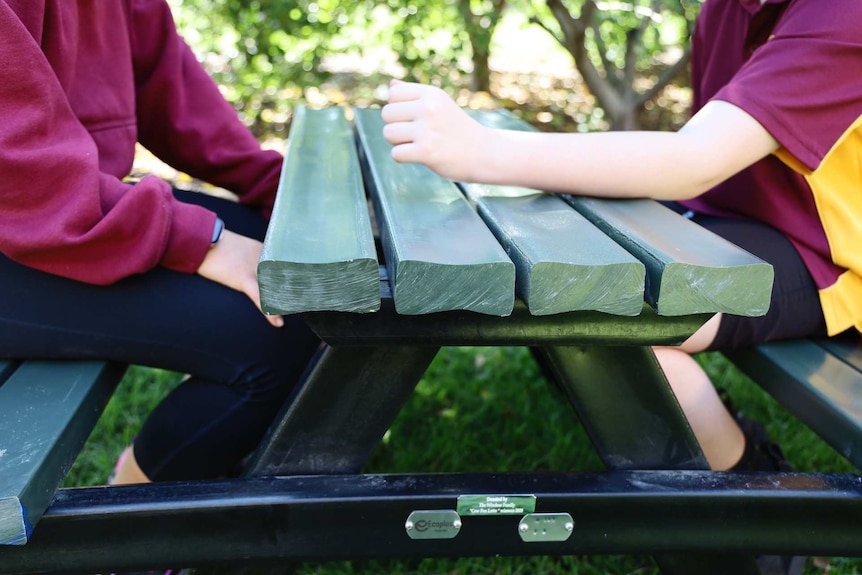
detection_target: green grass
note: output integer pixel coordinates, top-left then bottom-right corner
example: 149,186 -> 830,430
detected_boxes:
67,347 -> 861,575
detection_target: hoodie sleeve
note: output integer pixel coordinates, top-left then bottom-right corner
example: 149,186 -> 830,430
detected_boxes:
131,0 -> 283,214
0,0 -> 214,284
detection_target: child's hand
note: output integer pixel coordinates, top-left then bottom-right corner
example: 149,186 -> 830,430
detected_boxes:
196,229 -> 284,328
381,80 -> 488,182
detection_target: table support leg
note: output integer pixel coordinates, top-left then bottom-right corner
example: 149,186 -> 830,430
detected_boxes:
246,343 -> 440,475
192,344 -> 439,575
535,345 -> 761,575
534,345 -> 706,470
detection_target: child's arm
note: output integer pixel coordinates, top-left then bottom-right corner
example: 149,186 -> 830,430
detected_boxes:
382,80 -> 779,201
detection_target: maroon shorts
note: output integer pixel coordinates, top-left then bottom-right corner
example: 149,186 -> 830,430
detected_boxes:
674,208 -> 828,350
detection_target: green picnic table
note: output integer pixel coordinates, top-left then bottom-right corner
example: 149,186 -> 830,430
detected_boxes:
2,106 -> 861,575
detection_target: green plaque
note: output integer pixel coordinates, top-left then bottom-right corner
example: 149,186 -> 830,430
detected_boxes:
457,494 -> 536,516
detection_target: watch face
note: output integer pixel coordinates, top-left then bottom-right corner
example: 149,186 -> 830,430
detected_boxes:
212,217 -> 225,244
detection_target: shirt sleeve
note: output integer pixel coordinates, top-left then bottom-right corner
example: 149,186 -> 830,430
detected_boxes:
131,0 -> 283,214
0,1 -> 214,285
712,0 -> 862,172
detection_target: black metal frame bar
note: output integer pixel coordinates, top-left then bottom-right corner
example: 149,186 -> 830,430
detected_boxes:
2,471 -> 860,574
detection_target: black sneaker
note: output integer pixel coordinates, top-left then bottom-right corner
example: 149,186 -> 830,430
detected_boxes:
731,413 -> 794,472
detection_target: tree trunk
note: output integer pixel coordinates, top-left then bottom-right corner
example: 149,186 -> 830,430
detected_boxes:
471,44 -> 491,92
537,0 -> 691,132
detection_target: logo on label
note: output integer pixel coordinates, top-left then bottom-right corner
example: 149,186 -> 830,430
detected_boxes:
415,519 -> 457,532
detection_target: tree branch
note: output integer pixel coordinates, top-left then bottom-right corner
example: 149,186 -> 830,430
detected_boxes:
542,0 -> 625,121
590,19 -> 622,90
528,16 -> 563,46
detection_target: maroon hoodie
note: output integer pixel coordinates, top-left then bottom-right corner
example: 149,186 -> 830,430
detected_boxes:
0,0 -> 283,284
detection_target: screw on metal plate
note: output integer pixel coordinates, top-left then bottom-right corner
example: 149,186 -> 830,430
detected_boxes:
405,510 -> 462,540
517,513 -> 575,542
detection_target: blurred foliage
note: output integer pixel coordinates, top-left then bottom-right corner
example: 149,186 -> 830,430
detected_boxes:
457,0 -> 509,92
378,0 -> 510,93
167,0 -> 363,135
167,0 -> 699,135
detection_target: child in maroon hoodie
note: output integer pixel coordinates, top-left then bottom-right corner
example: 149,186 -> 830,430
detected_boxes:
0,0 -> 320,482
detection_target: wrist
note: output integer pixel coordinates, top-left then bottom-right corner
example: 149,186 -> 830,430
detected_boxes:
475,126 -> 507,184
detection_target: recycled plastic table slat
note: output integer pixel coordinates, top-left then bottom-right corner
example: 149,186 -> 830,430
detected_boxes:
562,197 -> 773,316
353,108 -> 515,316
467,108 -> 773,318
259,106 -> 380,315
458,182 -> 645,316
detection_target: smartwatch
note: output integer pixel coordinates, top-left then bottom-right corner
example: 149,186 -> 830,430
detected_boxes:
211,217 -> 225,245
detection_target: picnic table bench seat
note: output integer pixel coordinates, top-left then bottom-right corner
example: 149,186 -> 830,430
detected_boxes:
2,105 -> 861,575
0,360 -> 125,546
726,334 -> 862,468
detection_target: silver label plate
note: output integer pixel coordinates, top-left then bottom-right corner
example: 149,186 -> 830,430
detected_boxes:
518,512 -> 575,542
405,510 -> 462,540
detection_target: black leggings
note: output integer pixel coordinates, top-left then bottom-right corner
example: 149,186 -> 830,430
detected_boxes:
0,190 -> 321,481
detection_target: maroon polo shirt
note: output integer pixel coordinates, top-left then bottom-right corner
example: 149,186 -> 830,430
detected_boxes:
680,0 -> 862,334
